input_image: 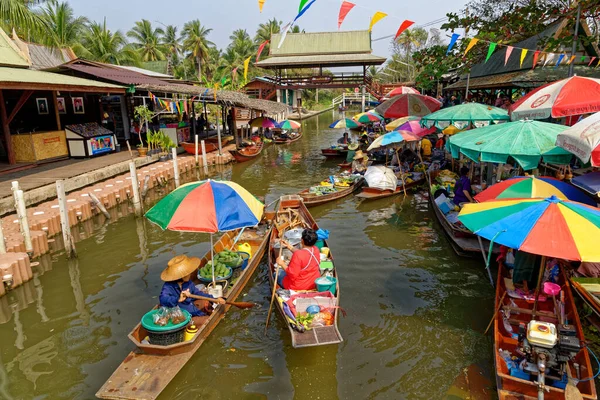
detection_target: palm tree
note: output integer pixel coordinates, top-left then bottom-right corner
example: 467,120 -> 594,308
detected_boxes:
161,25 -> 180,75
80,19 -> 139,65
127,19 -> 165,62
254,18 -> 280,57
37,0 -> 88,51
181,20 -> 214,82
1,0 -> 48,37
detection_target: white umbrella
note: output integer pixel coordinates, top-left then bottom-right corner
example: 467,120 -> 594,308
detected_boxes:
364,166 -> 398,191
556,111 -> 600,167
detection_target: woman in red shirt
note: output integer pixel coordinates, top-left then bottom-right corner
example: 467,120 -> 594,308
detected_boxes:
276,229 -> 321,291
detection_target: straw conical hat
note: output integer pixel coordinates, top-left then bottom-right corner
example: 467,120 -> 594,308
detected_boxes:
348,143 -> 359,150
161,255 -> 201,281
353,150 -> 366,160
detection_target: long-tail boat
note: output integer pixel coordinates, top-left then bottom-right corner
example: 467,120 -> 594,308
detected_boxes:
355,176 -> 425,200
321,147 -> 348,158
230,141 -> 264,163
493,260 -> 597,399
274,131 -> 303,144
268,195 -> 343,348
96,222 -> 272,400
298,179 -> 362,207
181,141 -> 218,155
571,277 -> 600,328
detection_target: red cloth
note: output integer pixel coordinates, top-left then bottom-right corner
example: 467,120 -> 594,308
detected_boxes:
282,246 -> 321,290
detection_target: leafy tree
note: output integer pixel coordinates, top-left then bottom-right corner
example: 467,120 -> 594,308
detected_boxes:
161,25 -> 180,75
80,19 -> 139,65
181,19 -> 214,82
1,0 -> 47,37
127,19 -> 165,62
255,18 -> 280,58
37,0 -> 88,51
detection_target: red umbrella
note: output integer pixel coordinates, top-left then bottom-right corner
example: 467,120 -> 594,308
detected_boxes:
510,76 -> 600,120
386,87 -> 419,97
375,94 -> 442,118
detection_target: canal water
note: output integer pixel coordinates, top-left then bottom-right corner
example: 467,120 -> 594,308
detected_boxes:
0,109 -> 496,400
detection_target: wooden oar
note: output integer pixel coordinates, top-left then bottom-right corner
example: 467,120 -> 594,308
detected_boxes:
185,293 -> 255,309
265,225 -> 287,333
484,292 -> 507,335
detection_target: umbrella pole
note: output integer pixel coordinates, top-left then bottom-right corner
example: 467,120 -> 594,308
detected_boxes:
211,233 -> 215,287
396,148 -> 407,197
532,256 -> 547,320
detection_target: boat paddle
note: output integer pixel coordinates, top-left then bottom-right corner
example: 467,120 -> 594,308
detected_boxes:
484,292 -> 507,335
265,225 -> 288,334
184,293 -> 255,310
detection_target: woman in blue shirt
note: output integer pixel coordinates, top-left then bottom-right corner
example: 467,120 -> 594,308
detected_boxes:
453,166 -> 474,205
159,255 -> 225,325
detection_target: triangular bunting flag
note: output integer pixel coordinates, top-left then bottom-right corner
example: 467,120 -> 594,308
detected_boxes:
244,56 -> 251,82
532,50 -> 541,69
278,23 -> 291,48
256,40 -> 269,62
298,0 -> 310,13
338,1 -> 355,30
566,55 -> 576,65
581,56 -> 586,63
369,11 -> 387,32
504,46 -> 513,66
554,54 -> 565,69
519,49 -> 528,67
589,57 -> 597,66
294,0 -> 316,22
485,42 -> 497,62
394,20 -> 415,40
258,0 -> 265,12
464,38 -> 479,56
446,33 -> 459,55
544,53 -> 555,67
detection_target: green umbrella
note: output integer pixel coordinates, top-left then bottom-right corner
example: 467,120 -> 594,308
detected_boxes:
447,120 -> 572,170
421,103 -> 510,130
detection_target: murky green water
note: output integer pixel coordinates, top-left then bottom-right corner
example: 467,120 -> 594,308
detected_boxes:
0,110 -> 496,400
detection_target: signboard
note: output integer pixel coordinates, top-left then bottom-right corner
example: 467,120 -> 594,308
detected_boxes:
354,87 -> 359,93
90,135 -> 114,155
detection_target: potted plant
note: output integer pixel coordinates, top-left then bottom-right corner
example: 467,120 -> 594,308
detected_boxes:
134,105 -> 154,157
159,133 -> 176,161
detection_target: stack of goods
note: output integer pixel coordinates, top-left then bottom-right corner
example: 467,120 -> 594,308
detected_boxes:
141,306 -> 192,345
308,174 -> 359,196
213,250 -> 243,268
65,123 -> 113,137
198,260 -> 232,281
153,306 -> 188,326
430,170 -> 458,196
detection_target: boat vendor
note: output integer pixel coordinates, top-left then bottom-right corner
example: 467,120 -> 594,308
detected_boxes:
352,150 -> 368,174
346,143 -> 358,163
264,127 -> 273,140
337,132 -> 351,145
421,136 -> 432,158
159,255 -> 226,325
452,166 -> 474,206
276,229 -> 321,291
359,133 -> 369,151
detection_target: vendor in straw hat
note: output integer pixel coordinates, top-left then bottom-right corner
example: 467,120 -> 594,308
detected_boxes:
159,255 -> 226,325
351,150 -> 368,175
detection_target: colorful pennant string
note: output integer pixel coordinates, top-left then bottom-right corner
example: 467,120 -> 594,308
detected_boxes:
244,56 -> 251,82
394,20 -> 414,40
369,11 -> 387,32
258,0 -> 265,12
446,33 -> 459,55
256,40 -> 269,62
519,48 -> 528,67
338,1 -> 355,30
504,46 -> 513,66
464,38 -> 479,56
532,50 -> 541,69
485,42 -> 497,63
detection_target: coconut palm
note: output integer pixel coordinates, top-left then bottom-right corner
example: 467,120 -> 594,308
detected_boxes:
37,0 -> 88,50
1,0 -> 48,37
127,19 -> 165,62
80,19 -> 139,65
254,18 -> 280,57
161,24 -> 180,75
181,19 -> 214,82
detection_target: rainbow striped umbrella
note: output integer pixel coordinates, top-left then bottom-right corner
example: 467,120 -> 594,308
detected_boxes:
353,111 -> 383,123
277,119 -> 301,130
475,176 -> 595,205
367,130 -> 421,151
392,120 -> 436,136
458,196 -> 600,261
375,93 -> 441,118
249,116 -> 277,128
145,180 -> 264,233
385,116 -> 420,131
329,118 -> 362,129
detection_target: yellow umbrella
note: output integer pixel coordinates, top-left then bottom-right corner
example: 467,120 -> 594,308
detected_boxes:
442,125 -> 462,135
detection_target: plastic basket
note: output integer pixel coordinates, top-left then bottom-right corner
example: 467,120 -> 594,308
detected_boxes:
197,266 -> 233,283
141,308 -> 191,332
148,326 -> 186,346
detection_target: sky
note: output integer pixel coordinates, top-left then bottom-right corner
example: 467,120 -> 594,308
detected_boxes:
66,0 -> 470,60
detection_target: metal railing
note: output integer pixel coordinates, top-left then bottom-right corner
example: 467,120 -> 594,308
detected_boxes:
331,92 -> 377,108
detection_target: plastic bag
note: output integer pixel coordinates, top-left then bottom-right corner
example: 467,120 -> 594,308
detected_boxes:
153,306 -> 170,326
316,229 -> 329,240
170,306 -> 186,325
310,311 -> 334,328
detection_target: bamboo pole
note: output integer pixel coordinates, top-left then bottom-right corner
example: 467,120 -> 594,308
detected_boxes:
56,180 -> 76,258
216,111 -> 222,156
88,192 -> 110,219
129,162 -> 142,217
14,189 -> 33,254
201,140 -> 208,169
194,134 -> 199,165
395,148 -> 407,197
172,148 -> 180,188
141,175 -> 151,198
0,219 -> 6,254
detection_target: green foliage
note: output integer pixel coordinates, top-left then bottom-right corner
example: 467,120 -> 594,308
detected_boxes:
79,18 -> 140,65
127,19 -> 165,62
0,0 -> 48,37
134,105 -> 153,146
36,0 -> 88,49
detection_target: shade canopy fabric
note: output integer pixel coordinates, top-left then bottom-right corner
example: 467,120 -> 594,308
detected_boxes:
458,196 -> 600,261
556,112 -> 600,167
447,120 -> 572,170
385,116 -> 420,131
420,102 -> 509,130
509,76 -> 600,120
475,176 -> 595,206
367,130 -> 421,151
329,118 -> 362,129
277,119 -> 302,129
249,116 -> 277,128
386,87 -> 419,97
145,180 -> 264,233
572,172 -> 600,196
375,94 -> 441,118
353,111 -> 383,123
392,120 -> 436,136
364,166 -> 398,191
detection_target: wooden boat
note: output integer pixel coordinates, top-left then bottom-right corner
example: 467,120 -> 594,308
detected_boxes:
355,176 -> 424,200
230,141 -> 264,163
493,261 -> 597,399
274,131 -> 303,144
321,147 -> 348,157
338,161 -> 352,170
571,277 -> 600,319
181,141 -> 218,155
298,179 -> 362,207
268,195 -> 343,348
96,223 -> 272,400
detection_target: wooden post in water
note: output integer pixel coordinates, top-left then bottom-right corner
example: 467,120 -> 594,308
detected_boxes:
14,189 -> 33,254
56,180 -> 76,258
141,175 -> 151,198
129,162 -> 142,217
172,147 -> 180,187
194,134 -> 199,165
0,219 -> 6,253
88,192 -> 110,219
201,140 -> 208,169
216,111 -> 222,156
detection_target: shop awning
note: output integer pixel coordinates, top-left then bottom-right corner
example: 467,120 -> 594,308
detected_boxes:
0,67 -> 125,93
